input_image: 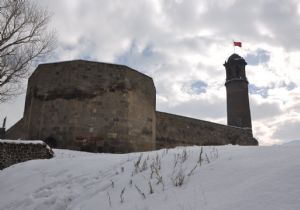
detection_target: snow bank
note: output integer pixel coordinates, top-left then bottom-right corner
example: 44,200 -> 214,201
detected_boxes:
0,145 -> 300,210
0,139 -> 45,145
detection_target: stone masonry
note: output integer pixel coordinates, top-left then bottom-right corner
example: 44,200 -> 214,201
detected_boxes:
224,54 -> 252,128
156,112 -> 256,149
0,140 -> 54,170
7,60 -> 156,153
0,128 -> 5,139
6,56 -> 258,153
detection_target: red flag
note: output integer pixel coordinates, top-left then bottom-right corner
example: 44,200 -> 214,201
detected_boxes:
233,41 -> 242,47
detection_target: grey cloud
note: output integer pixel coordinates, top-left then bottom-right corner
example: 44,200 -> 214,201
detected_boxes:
245,49 -> 270,65
287,82 -> 297,91
115,41 -> 166,76
249,81 -> 297,99
259,1 -> 300,50
278,81 -> 297,91
1,0 -> 299,146
272,120 -> 300,141
0,94 -> 26,128
190,80 -> 208,94
195,0 -> 300,49
249,84 -> 269,98
250,99 -> 282,120
159,0 -> 203,33
157,96 -> 226,120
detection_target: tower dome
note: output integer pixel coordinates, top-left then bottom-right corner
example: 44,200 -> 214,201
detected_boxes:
227,53 -> 244,62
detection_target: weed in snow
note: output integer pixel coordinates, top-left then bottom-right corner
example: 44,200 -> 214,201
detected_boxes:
135,184 -> 146,199
106,191 -> 112,207
111,146 -> 219,206
120,187 -> 125,203
148,181 -> 154,194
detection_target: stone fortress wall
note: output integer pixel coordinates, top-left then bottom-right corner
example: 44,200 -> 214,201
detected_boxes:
156,111 -> 256,149
6,58 -> 258,153
7,61 -> 156,153
0,140 -> 53,170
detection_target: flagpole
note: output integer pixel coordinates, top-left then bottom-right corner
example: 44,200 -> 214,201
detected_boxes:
232,40 -> 235,53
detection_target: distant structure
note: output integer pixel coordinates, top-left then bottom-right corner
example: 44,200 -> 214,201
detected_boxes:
224,54 -> 252,129
0,117 -> 6,139
6,54 -> 258,152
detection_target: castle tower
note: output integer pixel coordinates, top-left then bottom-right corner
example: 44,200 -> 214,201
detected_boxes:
6,60 -> 156,153
224,54 -> 252,130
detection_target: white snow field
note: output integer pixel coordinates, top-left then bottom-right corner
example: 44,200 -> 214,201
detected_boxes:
1,144 -> 300,210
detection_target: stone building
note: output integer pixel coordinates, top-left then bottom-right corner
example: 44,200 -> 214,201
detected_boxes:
224,54 -> 252,129
6,54 -> 258,152
0,118 -> 6,139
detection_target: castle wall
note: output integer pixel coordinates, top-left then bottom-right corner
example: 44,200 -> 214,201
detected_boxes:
6,59 -> 258,153
126,70 -> 156,151
156,111 -> 258,149
5,118 -> 26,139
8,61 -> 156,153
0,140 -> 53,170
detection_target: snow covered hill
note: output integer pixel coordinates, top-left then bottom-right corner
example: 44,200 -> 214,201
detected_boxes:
1,145 -> 300,210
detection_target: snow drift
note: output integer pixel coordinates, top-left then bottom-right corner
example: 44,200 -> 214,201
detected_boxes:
1,145 -> 300,210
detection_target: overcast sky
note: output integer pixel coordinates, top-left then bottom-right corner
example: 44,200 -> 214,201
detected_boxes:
1,0 -> 300,145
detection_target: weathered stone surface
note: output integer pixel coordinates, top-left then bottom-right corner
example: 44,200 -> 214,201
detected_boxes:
156,111 -> 258,149
0,128 -> 5,139
7,60 -> 156,153
0,140 -> 53,170
224,54 -> 252,129
5,119 -> 25,139
6,59 -> 258,153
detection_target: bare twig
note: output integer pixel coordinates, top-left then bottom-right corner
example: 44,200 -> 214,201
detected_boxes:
134,153 -> 143,174
135,184 -> 146,199
150,155 -> 164,190
172,167 -> 185,187
106,191 -> 111,207
187,164 -> 198,177
198,147 -> 204,165
148,181 -> 154,194
0,0 -> 56,102
110,180 -> 114,188
205,153 -> 210,164
141,159 -> 148,172
120,187 -> 125,203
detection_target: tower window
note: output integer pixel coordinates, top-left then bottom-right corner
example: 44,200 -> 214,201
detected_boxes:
236,67 -> 240,78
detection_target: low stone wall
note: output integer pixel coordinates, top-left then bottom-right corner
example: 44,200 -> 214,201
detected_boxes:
0,140 -> 54,170
156,111 -> 258,149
